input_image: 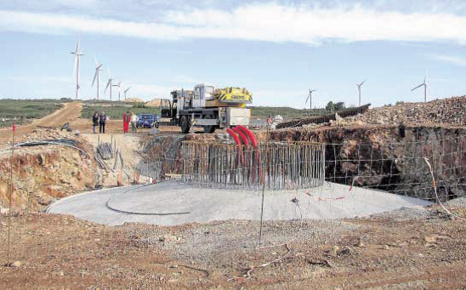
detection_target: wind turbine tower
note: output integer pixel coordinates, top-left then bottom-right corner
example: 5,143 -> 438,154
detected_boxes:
411,75 -> 428,102
124,87 -> 131,100
356,79 -> 366,106
305,89 -> 316,116
92,55 -> 103,100
113,81 -> 122,101
105,69 -> 113,101
71,39 -> 84,100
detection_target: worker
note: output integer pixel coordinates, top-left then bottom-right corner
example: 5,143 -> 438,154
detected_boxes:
92,111 -> 99,134
130,111 -> 139,133
99,111 -> 107,134
123,111 -> 130,133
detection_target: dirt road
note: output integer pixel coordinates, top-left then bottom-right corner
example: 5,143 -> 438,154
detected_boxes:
0,102 -> 82,145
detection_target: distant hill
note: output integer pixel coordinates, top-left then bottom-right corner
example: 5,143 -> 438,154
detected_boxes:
249,106 -> 328,120
145,98 -> 164,108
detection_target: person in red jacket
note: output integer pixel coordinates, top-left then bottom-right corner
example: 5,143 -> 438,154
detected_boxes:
123,111 -> 130,133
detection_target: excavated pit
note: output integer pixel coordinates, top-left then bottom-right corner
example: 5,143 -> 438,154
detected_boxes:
47,126 -> 452,226
141,125 -> 466,202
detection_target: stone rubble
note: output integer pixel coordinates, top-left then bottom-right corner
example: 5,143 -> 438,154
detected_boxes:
334,95 -> 466,127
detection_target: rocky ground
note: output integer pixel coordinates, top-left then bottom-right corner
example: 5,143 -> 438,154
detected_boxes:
333,95 -> 466,127
0,200 -> 465,288
0,128 -> 101,212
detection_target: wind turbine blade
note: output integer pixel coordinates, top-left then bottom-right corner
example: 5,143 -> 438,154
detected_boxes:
94,54 -> 98,66
107,68 -> 111,78
361,79 -> 367,86
92,71 -> 98,87
411,83 -> 423,91
105,80 -> 111,93
305,96 -> 310,103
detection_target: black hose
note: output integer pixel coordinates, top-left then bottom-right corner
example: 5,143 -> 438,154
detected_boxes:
105,183 -> 191,216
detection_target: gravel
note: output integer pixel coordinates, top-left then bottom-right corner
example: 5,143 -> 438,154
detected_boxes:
126,218 -> 360,268
370,205 -> 434,221
445,197 -> 466,207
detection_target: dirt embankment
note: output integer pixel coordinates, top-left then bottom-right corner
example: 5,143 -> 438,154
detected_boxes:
342,95 -> 466,127
0,129 -> 102,212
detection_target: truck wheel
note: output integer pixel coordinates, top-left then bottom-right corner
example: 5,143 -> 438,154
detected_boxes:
203,115 -> 216,133
180,116 -> 191,133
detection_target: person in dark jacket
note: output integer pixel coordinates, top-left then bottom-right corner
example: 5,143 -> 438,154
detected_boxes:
99,111 -> 107,134
92,111 -> 99,134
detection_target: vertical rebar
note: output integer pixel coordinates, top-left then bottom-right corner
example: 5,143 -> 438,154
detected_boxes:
258,124 -> 270,246
7,125 -> 15,265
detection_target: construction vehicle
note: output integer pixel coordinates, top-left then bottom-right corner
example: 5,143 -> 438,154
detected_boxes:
161,84 -> 252,133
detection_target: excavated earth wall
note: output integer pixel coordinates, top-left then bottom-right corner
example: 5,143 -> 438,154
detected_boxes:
0,146 -> 99,212
269,125 -> 466,201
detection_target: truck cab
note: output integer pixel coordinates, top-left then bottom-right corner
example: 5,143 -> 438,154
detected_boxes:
193,84 -> 215,108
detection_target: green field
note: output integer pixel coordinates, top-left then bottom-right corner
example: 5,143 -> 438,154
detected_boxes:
249,106 -> 328,120
81,100 -> 160,120
0,99 -> 68,128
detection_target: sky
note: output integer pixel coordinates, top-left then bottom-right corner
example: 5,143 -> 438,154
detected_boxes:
0,0 -> 466,108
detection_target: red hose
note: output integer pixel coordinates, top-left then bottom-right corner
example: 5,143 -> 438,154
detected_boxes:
236,125 -> 263,185
236,125 -> 258,148
232,127 -> 250,147
226,128 -> 241,146
227,128 -> 245,166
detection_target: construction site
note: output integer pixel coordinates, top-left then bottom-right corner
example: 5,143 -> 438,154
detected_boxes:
0,93 -> 466,288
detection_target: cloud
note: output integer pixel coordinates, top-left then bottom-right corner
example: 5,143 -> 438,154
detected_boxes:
1,4 -> 466,45
431,54 -> 466,66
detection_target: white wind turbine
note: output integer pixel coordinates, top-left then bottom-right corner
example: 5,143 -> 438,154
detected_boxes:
105,68 -> 113,101
411,74 -> 428,102
92,55 -> 103,100
305,89 -> 316,116
71,39 -> 84,100
113,81 -> 122,101
124,87 -> 131,100
356,79 -> 367,106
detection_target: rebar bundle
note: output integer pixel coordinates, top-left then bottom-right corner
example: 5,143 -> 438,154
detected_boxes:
182,141 -> 325,190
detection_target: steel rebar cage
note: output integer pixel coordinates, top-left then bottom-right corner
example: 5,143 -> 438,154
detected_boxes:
181,141 -> 325,190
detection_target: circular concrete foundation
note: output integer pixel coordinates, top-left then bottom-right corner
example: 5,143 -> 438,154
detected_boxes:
48,181 -> 432,226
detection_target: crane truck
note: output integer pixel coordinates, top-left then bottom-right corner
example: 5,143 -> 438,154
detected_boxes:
161,84 -> 252,133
